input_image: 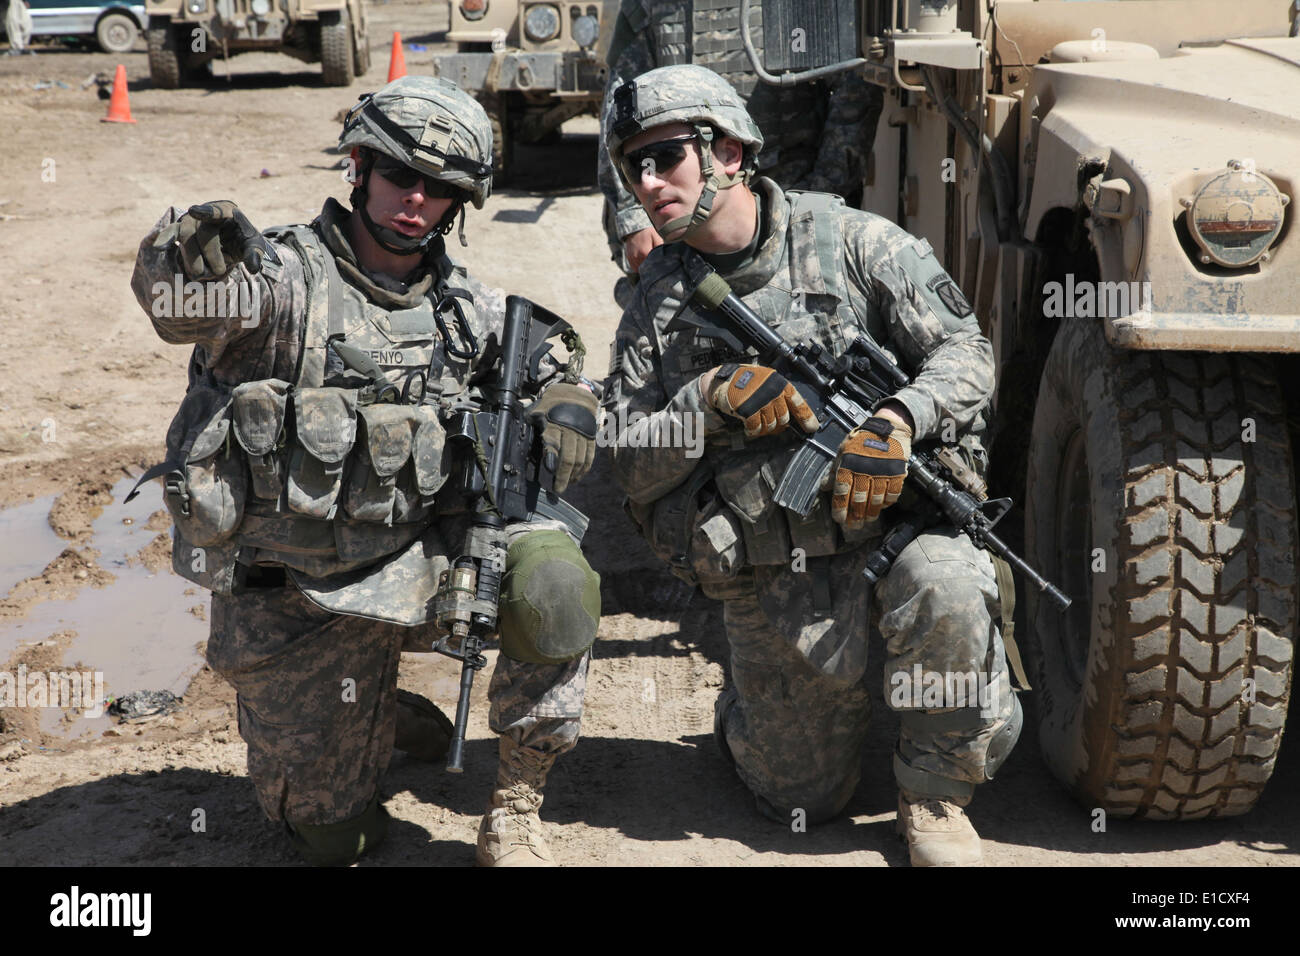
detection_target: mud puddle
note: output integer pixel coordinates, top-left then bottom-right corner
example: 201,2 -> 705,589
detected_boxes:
0,477 -> 207,740
0,495 -> 63,598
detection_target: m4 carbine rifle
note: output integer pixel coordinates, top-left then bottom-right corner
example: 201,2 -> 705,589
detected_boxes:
431,294 -> 590,772
669,252 -> 1069,611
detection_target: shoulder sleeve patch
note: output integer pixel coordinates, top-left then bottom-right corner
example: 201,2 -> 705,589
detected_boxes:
894,238 -> 975,329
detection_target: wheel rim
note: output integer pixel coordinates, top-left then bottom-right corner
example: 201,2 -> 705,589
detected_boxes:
105,20 -> 131,49
1055,427 -> 1093,691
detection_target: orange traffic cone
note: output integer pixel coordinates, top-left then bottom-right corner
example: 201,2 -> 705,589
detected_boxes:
101,64 -> 136,124
387,32 -> 406,83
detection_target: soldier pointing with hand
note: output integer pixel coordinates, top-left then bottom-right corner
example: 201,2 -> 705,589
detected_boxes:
131,76 -> 601,867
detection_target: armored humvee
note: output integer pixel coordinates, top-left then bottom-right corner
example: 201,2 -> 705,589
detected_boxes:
431,1 -> 616,178
146,0 -> 369,88
746,0 -> 1297,819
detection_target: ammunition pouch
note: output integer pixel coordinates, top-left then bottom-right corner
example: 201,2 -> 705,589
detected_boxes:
624,467 -> 746,594
162,384 -> 246,548
158,377 -> 453,594
709,445 -> 871,568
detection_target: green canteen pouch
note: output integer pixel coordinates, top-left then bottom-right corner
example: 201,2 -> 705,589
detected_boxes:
231,379 -> 290,501
287,387 -> 357,519
164,385 -> 246,547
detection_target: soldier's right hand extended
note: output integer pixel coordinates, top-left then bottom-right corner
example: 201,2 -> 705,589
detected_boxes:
702,363 -> 819,438
176,200 -> 269,280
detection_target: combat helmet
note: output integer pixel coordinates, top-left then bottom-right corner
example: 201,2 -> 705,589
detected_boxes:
605,64 -> 764,240
340,75 -> 494,252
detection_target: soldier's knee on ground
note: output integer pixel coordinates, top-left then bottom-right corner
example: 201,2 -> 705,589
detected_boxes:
715,684 -> 859,825
285,793 -> 389,867
894,691 -> 1023,795
499,529 -> 600,664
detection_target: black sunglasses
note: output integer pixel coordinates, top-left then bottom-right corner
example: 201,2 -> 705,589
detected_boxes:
372,158 -> 466,200
619,133 -> 701,185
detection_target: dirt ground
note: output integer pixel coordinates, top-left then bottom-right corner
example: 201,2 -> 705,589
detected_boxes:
0,2 -> 1296,869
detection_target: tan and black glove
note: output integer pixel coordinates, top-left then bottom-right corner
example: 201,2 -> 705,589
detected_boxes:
175,200 -> 269,280
702,363 -> 820,438
831,414 -> 913,529
528,383 -> 599,493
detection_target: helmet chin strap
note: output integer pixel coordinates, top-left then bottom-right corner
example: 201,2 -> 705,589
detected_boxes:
656,124 -> 749,242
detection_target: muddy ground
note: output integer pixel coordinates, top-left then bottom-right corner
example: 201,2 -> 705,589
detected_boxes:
0,2 -> 1296,868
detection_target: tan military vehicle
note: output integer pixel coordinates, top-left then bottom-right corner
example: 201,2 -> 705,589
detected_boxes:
431,0 -> 616,178
146,0 -> 369,88
745,0 -> 1297,819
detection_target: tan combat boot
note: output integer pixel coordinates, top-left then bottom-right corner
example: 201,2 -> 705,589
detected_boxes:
475,738 -> 557,867
896,790 -> 983,866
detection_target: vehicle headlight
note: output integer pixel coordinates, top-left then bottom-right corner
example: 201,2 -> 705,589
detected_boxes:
524,4 -> 560,42
571,13 -> 598,48
187,0 -> 206,13
460,0 -> 487,20
1187,160 -> 1290,267
250,0 -> 269,14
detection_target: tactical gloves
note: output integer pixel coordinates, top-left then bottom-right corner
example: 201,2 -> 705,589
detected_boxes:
528,383 -> 599,493
703,363 -> 819,438
831,413 -> 913,528
176,200 -> 270,280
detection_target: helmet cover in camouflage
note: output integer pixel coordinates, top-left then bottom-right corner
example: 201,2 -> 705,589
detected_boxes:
340,75 -> 494,209
604,64 -> 763,168
605,64 -> 764,239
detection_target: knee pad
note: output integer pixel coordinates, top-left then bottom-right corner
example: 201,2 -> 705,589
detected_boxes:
984,691 -> 1023,780
499,529 -> 601,664
286,794 -> 389,867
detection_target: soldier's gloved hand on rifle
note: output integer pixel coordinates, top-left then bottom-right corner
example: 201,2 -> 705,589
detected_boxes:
700,363 -> 820,438
527,382 -> 599,493
175,200 -> 269,280
830,406 -> 913,529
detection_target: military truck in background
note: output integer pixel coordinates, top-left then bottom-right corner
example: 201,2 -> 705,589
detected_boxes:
744,0 -> 1298,820
431,0 -> 616,179
146,0 -> 369,88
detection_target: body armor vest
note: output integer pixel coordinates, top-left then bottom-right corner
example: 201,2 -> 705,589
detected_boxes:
157,223 -> 479,595
636,0 -> 827,187
634,186 -> 882,575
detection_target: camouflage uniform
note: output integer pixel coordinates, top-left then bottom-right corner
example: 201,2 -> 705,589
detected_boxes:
130,80 -> 595,862
605,175 -> 1019,822
598,0 -> 882,272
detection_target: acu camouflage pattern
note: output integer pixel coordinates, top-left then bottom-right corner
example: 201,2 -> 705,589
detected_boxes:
604,178 -> 1016,809
719,528 -> 1016,820
339,75 -> 495,209
598,0 -> 881,252
207,522 -> 590,827
132,201 -> 591,830
132,197 -> 503,591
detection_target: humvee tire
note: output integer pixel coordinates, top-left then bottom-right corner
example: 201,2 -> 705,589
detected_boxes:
1024,316 -> 1296,819
480,91 -> 514,182
147,18 -> 183,89
320,9 -> 354,86
353,23 -> 370,76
